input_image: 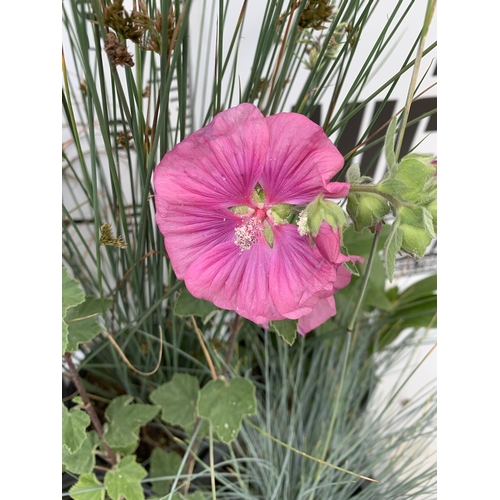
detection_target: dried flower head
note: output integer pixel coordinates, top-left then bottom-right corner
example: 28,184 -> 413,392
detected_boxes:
104,32 -> 134,67
100,223 -> 127,248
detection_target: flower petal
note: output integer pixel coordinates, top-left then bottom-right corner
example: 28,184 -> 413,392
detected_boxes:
184,240 -> 285,325
297,296 -> 337,335
269,224 -> 335,319
313,223 -> 349,265
155,200 -> 238,279
154,103 -> 269,210
260,112 -> 349,205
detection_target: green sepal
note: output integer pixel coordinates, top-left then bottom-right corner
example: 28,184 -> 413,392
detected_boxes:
346,192 -> 390,233
62,404 -> 91,454
228,205 -> 252,215
263,223 -> 275,248
322,200 -> 347,230
392,154 -> 436,203
270,203 -> 292,223
149,373 -> 200,429
306,196 -> 324,236
198,378 -> 257,443
104,456 -> 148,500
174,285 -> 219,324
346,163 -> 372,184
269,318 -> 298,346
399,206 -> 434,259
252,183 -> 266,203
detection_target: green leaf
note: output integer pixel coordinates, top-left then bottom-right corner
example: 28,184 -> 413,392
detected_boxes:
150,373 -> 200,429
384,115 -> 398,172
104,456 -> 148,500
63,430 -> 99,474
198,378 -> 257,443
384,221 -> 403,282
269,319 -> 298,346
62,267 -> 86,354
149,448 -> 183,496
174,286 -> 219,324
63,267 -> 86,310
104,396 -> 160,454
66,296 -> 112,353
62,404 -> 91,453
69,473 -> 105,500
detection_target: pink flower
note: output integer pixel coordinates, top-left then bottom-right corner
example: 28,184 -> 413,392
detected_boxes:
154,103 -> 356,335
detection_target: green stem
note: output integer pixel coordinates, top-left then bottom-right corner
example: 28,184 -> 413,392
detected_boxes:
347,225 -> 382,333
394,0 -> 436,160
308,229 -> 381,496
348,183 -> 413,209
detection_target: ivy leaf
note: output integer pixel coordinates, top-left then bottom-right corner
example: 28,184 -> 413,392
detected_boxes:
149,448 -> 182,496
198,378 -> 257,443
69,473 -> 105,500
63,430 -> 99,474
62,267 -> 85,354
149,374 -> 199,429
104,456 -> 148,500
104,396 -> 160,454
384,220 -> 403,282
174,286 -> 219,323
62,404 -> 91,453
66,296 -> 112,353
269,319 -> 297,346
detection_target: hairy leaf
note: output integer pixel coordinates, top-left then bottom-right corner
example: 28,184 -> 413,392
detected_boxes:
63,430 -> 99,474
62,267 -> 86,354
269,319 -> 297,346
174,286 -> 219,323
149,448 -> 183,496
65,296 -> 112,353
104,456 -> 147,500
69,473 -> 104,500
62,404 -> 91,453
104,396 -> 160,454
150,373 -> 199,428
198,378 -> 256,443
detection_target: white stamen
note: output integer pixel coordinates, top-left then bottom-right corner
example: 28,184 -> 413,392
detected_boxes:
234,218 -> 261,250
297,210 -> 309,236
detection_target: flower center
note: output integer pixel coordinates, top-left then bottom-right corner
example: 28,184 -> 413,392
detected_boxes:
230,186 -> 295,251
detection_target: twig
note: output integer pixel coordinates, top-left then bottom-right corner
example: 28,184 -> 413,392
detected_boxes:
191,316 -> 218,380
104,325 -> 163,376
64,352 -> 117,466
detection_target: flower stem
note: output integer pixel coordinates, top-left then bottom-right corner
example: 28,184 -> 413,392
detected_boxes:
347,224 -> 382,333
63,352 -> 117,466
348,183 -> 413,209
